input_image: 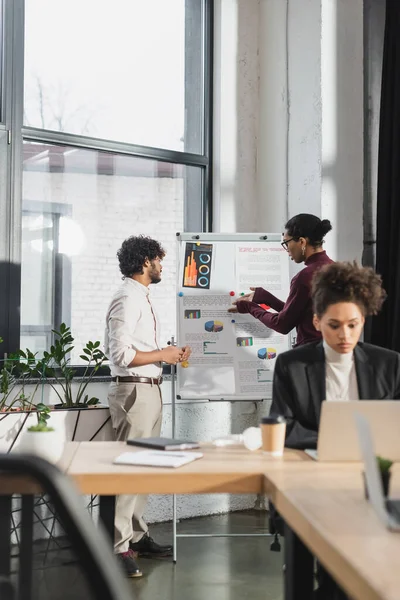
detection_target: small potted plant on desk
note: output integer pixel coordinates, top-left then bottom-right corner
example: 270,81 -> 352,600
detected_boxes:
17,403 -> 65,464
364,455 -> 393,499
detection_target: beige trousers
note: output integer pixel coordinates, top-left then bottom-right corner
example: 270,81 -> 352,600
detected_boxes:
107,381 -> 162,553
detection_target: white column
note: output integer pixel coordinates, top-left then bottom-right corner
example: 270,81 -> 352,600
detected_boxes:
257,0 -> 289,233
287,0 -> 322,218
213,0 -> 364,260
321,0 -> 364,261
213,0 -> 260,233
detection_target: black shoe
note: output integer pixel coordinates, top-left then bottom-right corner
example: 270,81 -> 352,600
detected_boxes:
130,533 -> 173,557
116,550 -> 143,578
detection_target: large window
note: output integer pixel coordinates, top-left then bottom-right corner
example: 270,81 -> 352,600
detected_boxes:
0,0 -> 213,362
24,0 -> 205,153
21,142 -> 202,361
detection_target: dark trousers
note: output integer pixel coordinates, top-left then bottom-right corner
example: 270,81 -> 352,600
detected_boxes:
269,503 -> 348,600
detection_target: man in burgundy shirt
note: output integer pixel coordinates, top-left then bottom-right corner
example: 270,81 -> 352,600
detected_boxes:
229,214 -> 333,346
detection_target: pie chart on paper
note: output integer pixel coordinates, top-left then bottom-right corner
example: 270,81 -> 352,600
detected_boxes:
257,347 -> 277,360
204,320 -> 224,333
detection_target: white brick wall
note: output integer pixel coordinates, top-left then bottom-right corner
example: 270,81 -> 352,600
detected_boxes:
23,170 -> 184,361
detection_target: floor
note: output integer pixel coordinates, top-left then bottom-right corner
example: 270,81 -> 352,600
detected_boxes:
19,510 -> 284,600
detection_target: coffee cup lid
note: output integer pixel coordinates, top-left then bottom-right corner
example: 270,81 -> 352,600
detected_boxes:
261,414 -> 286,425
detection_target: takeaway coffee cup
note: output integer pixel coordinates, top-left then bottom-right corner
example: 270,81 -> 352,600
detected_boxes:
260,415 -> 286,456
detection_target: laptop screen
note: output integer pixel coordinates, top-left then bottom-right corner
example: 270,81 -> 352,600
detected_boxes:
354,413 -> 389,525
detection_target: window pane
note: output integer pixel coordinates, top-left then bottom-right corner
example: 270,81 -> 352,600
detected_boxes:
21,213 -> 54,326
21,141 -> 201,362
24,0 -> 205,153
0,0 -> 3,122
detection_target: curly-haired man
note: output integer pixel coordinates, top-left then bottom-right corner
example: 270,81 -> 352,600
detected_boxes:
105,235 -> 190,577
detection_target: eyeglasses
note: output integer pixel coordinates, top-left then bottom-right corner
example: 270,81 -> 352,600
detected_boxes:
281,237 -> 297,250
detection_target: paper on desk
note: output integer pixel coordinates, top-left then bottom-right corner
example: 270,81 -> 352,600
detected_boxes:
113,450 -> 203,468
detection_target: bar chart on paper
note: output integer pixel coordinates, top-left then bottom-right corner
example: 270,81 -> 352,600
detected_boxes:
183,252 -> 198,287
236,336 -> 253,347
184,309 -> 201,319
203,341 -> 228,355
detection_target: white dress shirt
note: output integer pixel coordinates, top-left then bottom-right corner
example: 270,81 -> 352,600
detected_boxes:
324,341 -> 359,402
104,278 -> 162,378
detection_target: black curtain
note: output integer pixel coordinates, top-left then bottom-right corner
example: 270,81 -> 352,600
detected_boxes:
371,0 -> 400,351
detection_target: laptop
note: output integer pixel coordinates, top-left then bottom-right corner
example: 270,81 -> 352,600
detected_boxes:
355,413 -> 400,531
305,401 -> 400,461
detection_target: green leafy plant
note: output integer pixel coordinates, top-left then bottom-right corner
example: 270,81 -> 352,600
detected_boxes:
0,358 -> 17,411
28,402 -> 54,432
0,349 -> 42,412
39,323 -> 106,408
376,455 -> 393,474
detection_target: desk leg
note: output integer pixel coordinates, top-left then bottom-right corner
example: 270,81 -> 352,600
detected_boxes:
19,495 -> 34,600
0,496 -> 12,577
99,495 -> 115,545
284,522 -> 314,600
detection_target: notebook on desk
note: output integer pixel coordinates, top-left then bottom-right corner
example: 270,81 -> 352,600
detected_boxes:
114,450 -> 203,469
355,413 -> 400,532
127,437 -> 200,451
305,401 -> 400,461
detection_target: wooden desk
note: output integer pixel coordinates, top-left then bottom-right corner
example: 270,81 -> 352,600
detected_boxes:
268,463 -> 400,600
66,442 -> 309,545
10,442 -> 398,600
67,441 -> 307,495
0,441 -> 80,495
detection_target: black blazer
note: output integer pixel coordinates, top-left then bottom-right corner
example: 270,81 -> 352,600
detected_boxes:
270,341 -> 400,449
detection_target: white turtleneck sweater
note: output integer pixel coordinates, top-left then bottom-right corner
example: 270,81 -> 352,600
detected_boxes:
323,341 -> 359,402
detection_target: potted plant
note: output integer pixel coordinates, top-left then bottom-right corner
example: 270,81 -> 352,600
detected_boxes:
38,323 -> 107,409
376,456 -> 393,497
0,326 -> 113,456
0,333 -> 113,549
363,455 -> 393,499
16,403 -> 65,464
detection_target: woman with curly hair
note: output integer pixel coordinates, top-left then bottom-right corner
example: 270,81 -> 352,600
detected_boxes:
270,261 -> 400,450
269,262 -> 400,600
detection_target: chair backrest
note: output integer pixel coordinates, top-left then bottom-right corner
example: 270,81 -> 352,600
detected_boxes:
0,453 -> 132,600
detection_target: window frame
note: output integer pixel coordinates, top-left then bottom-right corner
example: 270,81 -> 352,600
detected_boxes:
0,0 -> 214,375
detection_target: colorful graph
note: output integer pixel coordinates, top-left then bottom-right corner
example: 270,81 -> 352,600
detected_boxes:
203,341 -> 228,355
184,309 -> 201,319
257,369 -> 270,382
204,320 -> 224,333
183,251 -> 198,287
182,243 -> 213,289
257,347 -> 277,360
236,336 -> 253,347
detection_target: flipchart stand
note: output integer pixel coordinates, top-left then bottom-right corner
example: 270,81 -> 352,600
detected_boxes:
168,337 -> 275,563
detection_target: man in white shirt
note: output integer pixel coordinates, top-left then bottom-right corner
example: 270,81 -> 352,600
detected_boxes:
105,235 -> 190,578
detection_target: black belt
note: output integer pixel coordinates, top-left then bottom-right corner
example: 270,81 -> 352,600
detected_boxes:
111,376 -> 163,385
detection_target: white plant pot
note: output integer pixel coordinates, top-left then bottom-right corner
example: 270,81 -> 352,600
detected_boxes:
16,429 -> 66,464
0,406 -> 113,454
